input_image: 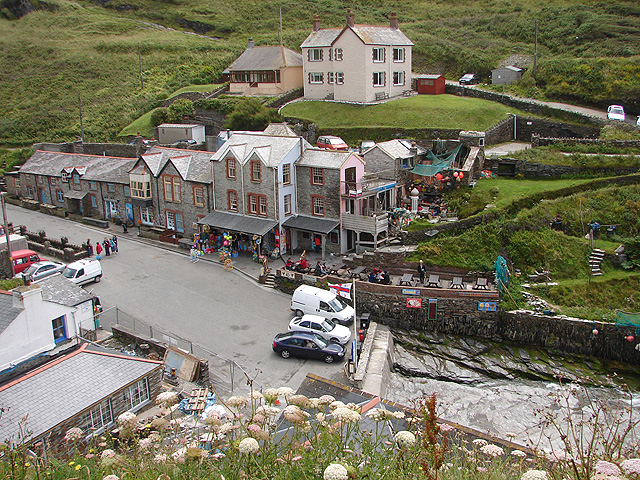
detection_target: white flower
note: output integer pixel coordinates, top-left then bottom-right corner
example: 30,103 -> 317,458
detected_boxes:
277,387 -> 295,398
256,405 -> 280,417
521,470 -> 549,480
332,406 -> 361,424
395,430 -> 416,449
117,412 -> 139,437
153,454 -> 167,463
283,405 -> 309,424
103,475 -> 119,480
318,395 -> 335,405
621,459 -> 640,475
324,463 -> 348,480
511,450 -> 527,458
249,390 -> 264,401
264,388 -> 279,397
219,422 -> 238,435
64,427 -> 84,442
329,400 -> 345,410
392,411 -> 405,419
238,437 -> 260,455
439,423 -> 454,432
472,438 -> 488,447
288,394 -> 310,408
480,444 -> 504,457
156,392 -> 179,407
365,408 -> 388,421
226,395 -> 248,408
594,460 -> 622,477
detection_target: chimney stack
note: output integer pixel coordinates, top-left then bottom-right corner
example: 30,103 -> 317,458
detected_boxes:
390,12 -> 399,29
247,37 -> 255,48
313,14 -> 321,32
346,9 -> 355,28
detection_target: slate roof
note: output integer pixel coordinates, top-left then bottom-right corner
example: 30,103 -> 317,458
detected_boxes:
20,151 -> 137,184
297,148 -> 363,169
282,215 -> 340,235
37,274 -> 94,307
301,24 -> 413,48
263,123 -> 298,137
197,211 -> 278,236
370,139 -> 426,159
157,123 -> 203,129
223,46 -> 303,73
211,133 -> 308,168
0,292 -> 21,336
137,147 -> 213,183
0,344 -> 162,442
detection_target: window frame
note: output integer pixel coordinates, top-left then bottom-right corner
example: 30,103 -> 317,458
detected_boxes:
393,47 -> 405,63
89,194 -> 98,208
55,189 -> 64,203
162,175 -> 182,202
226,157 -> 236,179
123,378 -> 150,411
327,72 -> 334,84
282,164 -> 291,185
227,190 -> 238,212
49,177 -> 56,186
106,183 -> 115,193
193,186 -> 205,207
78,398 -> 113,433
284,194 -> 291,215
311,167 -> 324,186
247,193 -> 267,217
372,47 -> 386,63
250,160 -> 262,182
52,315 -> 67,344
373,71 -> 386,87
308,72 -> 323,84
308,48 -> 323,61
336,72 -> 344,85
393,71 -> 405,86
140,206 -> 154,225
334,48 -> 343,61
311,195 -> 325,216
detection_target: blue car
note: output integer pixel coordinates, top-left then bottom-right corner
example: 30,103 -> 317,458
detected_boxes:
272,331 -> 346,364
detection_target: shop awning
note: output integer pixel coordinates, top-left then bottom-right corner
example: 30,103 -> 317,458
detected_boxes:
282,215 -> 340,235
64,191 -> 89,200
197,211 -> 278,237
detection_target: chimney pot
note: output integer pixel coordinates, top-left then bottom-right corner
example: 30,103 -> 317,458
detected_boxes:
390,12 -> 399,29
313,14 -> 321,32
346,9 -> 355,28
247,37 -> 255,48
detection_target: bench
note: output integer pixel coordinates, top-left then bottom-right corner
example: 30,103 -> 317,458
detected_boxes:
398,273 -> 415,286
449,276 -> 465,289
473,278 -> 489,290
82,217 -> 109,228
426,274 -> 441,288
375,92 -> 389,101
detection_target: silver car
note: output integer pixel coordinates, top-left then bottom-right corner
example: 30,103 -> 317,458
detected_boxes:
288,314 -> 352,345
17,260 -> 65,282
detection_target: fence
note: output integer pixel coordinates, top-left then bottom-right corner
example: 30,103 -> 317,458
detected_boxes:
93,306 -> 260,398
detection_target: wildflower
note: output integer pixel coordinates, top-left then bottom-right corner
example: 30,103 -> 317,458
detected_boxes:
480,444 -> 504,457
65,427 -> 84,442
595,461 -> 622,477
332,407 -> 361,424
249,390 -> 264,401
365,408 -> 388,421
139,438 -> 154,451
117,412 -> 139,437
392,411 -> 405,419
172,448 -> 186,464
247,424 -> 261,434
329,400 -> 345,410
621,459 -> 640,476
521,470 -> 549,480
316,412 -> 326,423
101,449 -> 116,459
324,463 -> 349,480
256,405 -> 280,417
151,418 -> 170,431
153,454 -> 167,463
85,454 -> 94,459
288,394 -> 311,408
307,398 -> 320,409
439,423 -> 454,432
472,438 -> 488,447
252,414 -> 265,424
292,455 -> 302,462
318,395 -> 335,405
156,392 -> 179,407
283,405 -> 309,424
103,476 -> 120,480
210,453 -> 225,460
68,461 -> 75,466
226,396 -> 248,408
277,387 -> 295,398
395,431 -> 416,449
264,388 -> 279,404
238,437 -> 260,455
74,465 -> 82,471
219,422 -> 239,435
511,450 -> 527,458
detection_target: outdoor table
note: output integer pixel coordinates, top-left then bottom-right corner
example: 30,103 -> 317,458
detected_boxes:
426,274 -> 441,288
473,278 -> 489,290
450,276 -> 464,289
350,266 -> 366,279
327,262 -> 345,274
398,273 -> 415,286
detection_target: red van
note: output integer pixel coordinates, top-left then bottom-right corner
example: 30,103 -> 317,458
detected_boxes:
11,249 -> 43,275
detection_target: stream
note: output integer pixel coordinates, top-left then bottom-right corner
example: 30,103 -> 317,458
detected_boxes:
385,329 -> 640,453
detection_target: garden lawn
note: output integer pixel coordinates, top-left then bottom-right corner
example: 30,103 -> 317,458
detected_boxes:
281,95 -> 526,131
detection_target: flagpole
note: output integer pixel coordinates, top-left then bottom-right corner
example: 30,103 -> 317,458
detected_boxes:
352,278 -> 357,341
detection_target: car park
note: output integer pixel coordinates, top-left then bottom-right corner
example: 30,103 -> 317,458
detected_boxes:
272,331 -> 346,364
62,258 -> 102,285
288,314 -> 352,344
291,285 -> 355,325
316,135 -> 349,151
607,105 -> 625,121
16,260 -> 65,282
459,73 -> 481,85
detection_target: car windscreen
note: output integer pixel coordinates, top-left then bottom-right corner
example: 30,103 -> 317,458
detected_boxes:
62,268 -> 77,278
322,319 -> 336,331
314,335 -> 328,348
328,298 -> 344,312
23,265 -> 39,275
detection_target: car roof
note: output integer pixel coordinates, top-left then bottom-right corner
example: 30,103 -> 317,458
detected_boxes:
32,260 -> 62,266
11,249 -> 38,256
66,258 -> 98,268
299,314 -> 327,322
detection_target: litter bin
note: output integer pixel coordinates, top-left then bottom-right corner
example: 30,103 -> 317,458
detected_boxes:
358,329 -> 365,342
359,313 -> 370,330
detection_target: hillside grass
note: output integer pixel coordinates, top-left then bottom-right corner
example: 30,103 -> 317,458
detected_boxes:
281,95 -> 525,130
169,83 -> 223,96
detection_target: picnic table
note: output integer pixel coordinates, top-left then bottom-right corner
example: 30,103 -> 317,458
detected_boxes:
473,278 -> 489,290
350,266 -> 366,279
327,262 -> 345,275
426,274 -> 441,288
449,276 -> 464,289
398,273 -> 415,286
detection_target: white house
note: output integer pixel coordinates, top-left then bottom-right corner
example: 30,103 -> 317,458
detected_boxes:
300,10 -> 413,103
0,275 -> 96,375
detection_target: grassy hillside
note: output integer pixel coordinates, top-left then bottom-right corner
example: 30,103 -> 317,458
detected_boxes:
1,0 -> 640,146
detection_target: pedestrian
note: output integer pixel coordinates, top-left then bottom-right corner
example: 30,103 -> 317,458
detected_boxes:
122,222 -> 128,234
190,245 -> 199,263
417,259 -> 427,284
95,240 -> 102,260
86,239 -> 93,257
103,237 -> 111,256
111,235 -> 118,253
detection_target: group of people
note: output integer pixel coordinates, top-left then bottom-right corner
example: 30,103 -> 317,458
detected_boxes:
86,236 -> 118,259
285,251 -> 309,273
368,267 -> 391,285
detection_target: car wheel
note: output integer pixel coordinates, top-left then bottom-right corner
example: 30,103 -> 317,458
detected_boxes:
324,355 -> 335,364
295,310 -> 304,317
280,350 -> 291,359
94,275 -> 101,283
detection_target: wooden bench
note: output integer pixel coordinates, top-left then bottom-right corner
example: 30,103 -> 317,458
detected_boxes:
398,273 -> 415,286
426,274 -> 441,288
375,92 -> 389,101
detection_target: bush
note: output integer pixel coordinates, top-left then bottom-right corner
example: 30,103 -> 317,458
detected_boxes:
224,98 -> 282,131
167,99 -> 195,123
149,108 -> 167,127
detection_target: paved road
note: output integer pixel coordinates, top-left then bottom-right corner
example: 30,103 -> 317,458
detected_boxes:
5,204 -> 347,393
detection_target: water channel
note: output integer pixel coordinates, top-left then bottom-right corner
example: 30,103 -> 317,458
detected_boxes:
384,329 -> 640,453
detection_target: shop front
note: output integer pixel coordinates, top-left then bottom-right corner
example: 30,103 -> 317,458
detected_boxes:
282,215 -> 340,260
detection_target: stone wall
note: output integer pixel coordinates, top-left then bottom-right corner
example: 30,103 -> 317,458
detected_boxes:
485,115 -> 601,145
532,136 -> 640,149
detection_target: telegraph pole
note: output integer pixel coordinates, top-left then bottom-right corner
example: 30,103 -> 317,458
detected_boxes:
533,19 -> 538,79
138,42 -> 144,89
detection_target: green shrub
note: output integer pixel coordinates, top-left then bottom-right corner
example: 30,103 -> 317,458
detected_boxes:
167,99 -> 195,123
149,107 -> 167,127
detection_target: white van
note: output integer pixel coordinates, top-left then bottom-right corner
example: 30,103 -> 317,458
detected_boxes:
62,259 -> 102,285
290,285 -> 355,325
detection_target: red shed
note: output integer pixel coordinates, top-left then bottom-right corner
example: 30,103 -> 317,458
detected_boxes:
416,74 -> 445,95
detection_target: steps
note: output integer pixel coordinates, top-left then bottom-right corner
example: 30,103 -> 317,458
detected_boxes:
589,248 -> 605,276
263,273 -> 276,288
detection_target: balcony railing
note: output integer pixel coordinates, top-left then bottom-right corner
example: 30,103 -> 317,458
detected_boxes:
342,212 -> 388,236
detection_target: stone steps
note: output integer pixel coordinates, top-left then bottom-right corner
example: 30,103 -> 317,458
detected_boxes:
263,273 -> 276,288
589,248 -> 605,276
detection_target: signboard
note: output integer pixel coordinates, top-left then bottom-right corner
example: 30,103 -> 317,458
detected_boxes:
406,298 -> 422,308
402,288 -> 421,296
303,274 -> 317,284
478,302 -> 497,312
281,269 -> 295,279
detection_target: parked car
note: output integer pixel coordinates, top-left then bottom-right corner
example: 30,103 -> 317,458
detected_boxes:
291,285 -> 355,325
316,135 -> 348,151
607,105 -> 625,121
10,249 -> 43,275
16,260 -> 65,282
272,331 -> 346,364
359,140 -> 376,153
62,258 -> 102,285
171,139 -> 197,146
459,73 -> 481,85
288,314 -> 351,345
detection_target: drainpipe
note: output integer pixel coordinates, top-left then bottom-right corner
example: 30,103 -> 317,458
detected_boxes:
210,159 -> 216,211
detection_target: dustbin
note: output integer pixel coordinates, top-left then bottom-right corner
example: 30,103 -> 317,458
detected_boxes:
358,329 -> 365,342
359,313 -> 370,330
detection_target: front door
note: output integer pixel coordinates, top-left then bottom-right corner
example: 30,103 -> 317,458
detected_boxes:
38,187 -> 46,204
104,199 -> 118,219
125,203 -> 134,223
166,211 -> 176,230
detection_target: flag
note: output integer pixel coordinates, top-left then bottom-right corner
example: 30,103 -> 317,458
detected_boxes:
329,283 -> 352,300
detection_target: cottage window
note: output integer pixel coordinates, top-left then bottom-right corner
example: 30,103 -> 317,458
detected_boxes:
308,48 -> 323,61
52,315 -> 67,343
393,47 -> 405,62
372,47 -> 385,63
72,173 -> 80,185
309,72 -> 323,84
193,186 -> 205,207
56,190 -> 64,203
131,180 -> 151,198
393,71 -> 405,86
49,177 -> 56,186
248,194 -> 258,215
123,185 -> 131,197
123,378 -> 150,410
336,72 -> 344,84
282,164 -> 291,185
140,207 -> 153,225
259,196 -> 267,216
311,167 -> 324,185
284,194 -> 291,215
226,158 -> 236,178
89,194 -> 98,208
78,399 -> 113,432
334,48 -> 343,61
26,185 -> 33,197
327,72 -> 334,84
373,72 -> 386,87
227,190 -> 238,211
250,160 -> 261,182
163,176 -> 181,202
106,183 -> 116,193
312,196 -> 325,216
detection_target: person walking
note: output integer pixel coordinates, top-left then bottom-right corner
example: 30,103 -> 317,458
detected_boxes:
95,240 -> 103,260
417,259 -> 427,284
111,235 -> 118,253
103,237 -> 111,256
86,239 -> 93,257
190,245 -> 199,263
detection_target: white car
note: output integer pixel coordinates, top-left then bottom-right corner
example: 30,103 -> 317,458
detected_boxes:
288,314 -> 352,345
607,105 -> 625,121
